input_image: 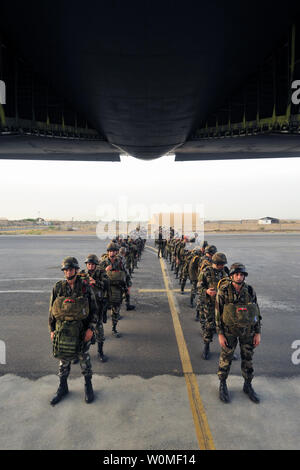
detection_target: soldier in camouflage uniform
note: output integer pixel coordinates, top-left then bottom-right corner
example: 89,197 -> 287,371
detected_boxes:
49,257 -> 98,405
170,237 -> 178,271
118,246 -> 136,314
123,238 -> 133,276
131,238 -> 139,269
127,238 -> 137,274
166,237 -> 173,263
173,238 -> 182,274
179,248 -> 193,294
188,248 -> 202,309
99,242 -> 133,338
81,254 -> 110,362
195,245 -> 217,322
216,263 -> 262,403
197,252 -> 228,359
188,241 -> 208,310
135,236 -> 144,261
175,236 -> 188,279
155,227 -> 164,258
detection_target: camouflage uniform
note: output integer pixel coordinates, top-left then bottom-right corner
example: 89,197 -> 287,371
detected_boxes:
80,265 -> 110,347
215,280 -> 262,382
155,229 -> 164,258
166,238 -> 173,263
123,241 -> 133,275
180,249 -> 192,293
175,240 -> 186,278
170,238 -> 178,270
49,275 -> 98,379
197,265 -> 228,343
188,250 -> 202,307
99,252 -> 131,336
195,255 -> 212,323
135,237 -> 144,261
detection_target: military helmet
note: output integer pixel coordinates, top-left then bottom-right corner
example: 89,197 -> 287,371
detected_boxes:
107,242 -> 119,252
85,254 -> 99,265
229,263 -> 248,277
204,245 -> 217,255
212,252 -> 227,265
61,256 -> 80,271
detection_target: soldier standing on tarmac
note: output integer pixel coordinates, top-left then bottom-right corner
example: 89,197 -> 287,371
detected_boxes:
81,254 -> 110,362
188,247 -> 202,308
49,257 -> 97,405
99,242 -> 134,338
195,244 -> 217,323
215,263 -> 262,404
156,226 -> 164,258
179,247 -> 192,294
175,236 -> 188,279
118,246 -> 136,314
188,241 -> 208,310
197,252 -> 228,360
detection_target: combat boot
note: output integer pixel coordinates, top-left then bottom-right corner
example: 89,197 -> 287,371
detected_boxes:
84,376 -> 94,403
97,342 -> 108,362
102,308 -> 107,324
50,377 -> 69,406
112,323 -> 121,338
202,342 -> 210,360
219,379 -> 230,403
195,310 -> 200,321
243,380 -> 260,403
125,293 -> 135,311
126,303 -> 136,311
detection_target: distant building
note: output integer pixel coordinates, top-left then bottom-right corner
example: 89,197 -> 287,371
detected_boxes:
37,217 -> 51,225
258,217 -> 279,225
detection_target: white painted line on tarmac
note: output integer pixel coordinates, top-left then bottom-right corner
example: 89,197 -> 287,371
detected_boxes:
0,290 -> 49,293
0,278 -> 60,282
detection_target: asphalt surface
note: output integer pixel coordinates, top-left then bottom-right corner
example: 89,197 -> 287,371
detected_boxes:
0,235 -> 182,379
0,233 -> 299,379
0,233 -> 299,450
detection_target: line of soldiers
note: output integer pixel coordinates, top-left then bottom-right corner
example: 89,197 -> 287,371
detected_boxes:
48,236 -> 145,406
161,236 -> 262,404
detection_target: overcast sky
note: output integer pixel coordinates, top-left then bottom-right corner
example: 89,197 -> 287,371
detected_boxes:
0,155 -> 299,221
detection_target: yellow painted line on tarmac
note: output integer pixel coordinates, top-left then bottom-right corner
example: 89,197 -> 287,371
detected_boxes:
173,288 -> 191,292
146,245 -> 215,450
139,289 -> 167,293
138,288 -> 191,293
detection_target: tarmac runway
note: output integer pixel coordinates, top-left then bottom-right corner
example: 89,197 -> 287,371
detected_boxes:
0,233 -> 299,450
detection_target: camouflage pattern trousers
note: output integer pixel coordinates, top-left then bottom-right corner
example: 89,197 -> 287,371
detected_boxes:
111,302 -> 121,325
95,318 -> 105,344
190,280 -> 197,300
200,307 -> 216,343
157,244 -> 164,258
180,275 -> 188,290
218,327 -> 255,381
58,340 -> 92,379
